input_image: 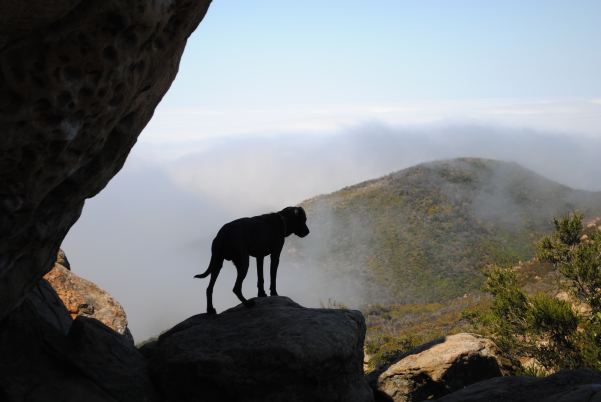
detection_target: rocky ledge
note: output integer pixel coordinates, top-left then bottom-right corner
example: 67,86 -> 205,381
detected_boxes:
45,249 -> 133,343
142,296 -> 374,402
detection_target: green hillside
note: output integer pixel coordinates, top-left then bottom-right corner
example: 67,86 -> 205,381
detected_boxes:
286,158 -> 601,305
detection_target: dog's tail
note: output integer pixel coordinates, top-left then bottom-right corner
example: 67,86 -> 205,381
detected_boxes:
194,254 -> 221,279
194,267 -> 211,279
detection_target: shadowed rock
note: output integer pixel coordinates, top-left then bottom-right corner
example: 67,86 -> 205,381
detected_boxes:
368,333 -> 513,402
149,296 -> 374,402
0,278 -> 158,401
0,0 -> 213,322
436,369 -> 601,402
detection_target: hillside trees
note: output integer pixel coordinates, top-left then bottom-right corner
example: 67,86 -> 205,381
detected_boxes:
479,212 -> 601,371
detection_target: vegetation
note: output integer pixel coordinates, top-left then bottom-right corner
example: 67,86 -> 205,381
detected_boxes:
135,330 -> 166,348
319,298 -> 349,309
287,158 -> 601,305
474,212 -> 601,372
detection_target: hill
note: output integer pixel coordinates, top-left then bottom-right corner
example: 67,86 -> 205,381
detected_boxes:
285,158 -> 601,305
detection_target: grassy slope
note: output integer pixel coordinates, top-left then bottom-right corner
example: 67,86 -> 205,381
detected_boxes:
287,158 -> 601,305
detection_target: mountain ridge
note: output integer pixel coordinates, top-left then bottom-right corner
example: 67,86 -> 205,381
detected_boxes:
285,158 -> 601,305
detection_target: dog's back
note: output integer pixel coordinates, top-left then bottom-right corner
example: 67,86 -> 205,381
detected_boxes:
212,214 -> 282,261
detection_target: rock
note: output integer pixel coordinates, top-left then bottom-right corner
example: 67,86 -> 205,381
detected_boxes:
139,341 -> 160,359
0,0 -> 213,322
436,369 -> 601,402
57,248 -> 71,270
369,333 -> 513,402
0,278 -> 158,401
149,296 -> 374,402
44,260 -> 133,343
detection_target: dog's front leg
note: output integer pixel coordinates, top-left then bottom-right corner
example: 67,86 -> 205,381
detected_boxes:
256,256 -> 267,297
269,255 -> 280,296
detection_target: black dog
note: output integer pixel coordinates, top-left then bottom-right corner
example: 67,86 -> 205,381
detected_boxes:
194,206 -> 310,314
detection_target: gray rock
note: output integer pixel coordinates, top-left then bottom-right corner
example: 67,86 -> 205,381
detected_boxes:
57,248 -> 71,271
150,296 -> 374,402
0,0 -> 213,322
436,369 -> 601,402
369,333 -> 513,402
138,341 -> 160,359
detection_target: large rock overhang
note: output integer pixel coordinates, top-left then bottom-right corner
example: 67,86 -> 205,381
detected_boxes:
0,0 -> 212,321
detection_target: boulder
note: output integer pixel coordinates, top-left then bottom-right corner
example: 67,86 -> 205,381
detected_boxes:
368,333 -> 513,402
0,0 -> 213,322
436,369 -> 601,402
44,258 -> 133,343
149,296 -> 374,402
0,278 -> 158,401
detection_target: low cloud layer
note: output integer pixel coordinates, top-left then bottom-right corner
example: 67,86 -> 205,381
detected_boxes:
62,122 -> 601,341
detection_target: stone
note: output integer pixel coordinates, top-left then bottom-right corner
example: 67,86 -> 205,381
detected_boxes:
149,296 -> 374,402
0,278 -> 158,401
369,333 -> 513,402
57,248 -> 71,270
44,260 -> 133,343
0,0 -> 213,322
138,340 -> 160,359
436,369 -> 601,402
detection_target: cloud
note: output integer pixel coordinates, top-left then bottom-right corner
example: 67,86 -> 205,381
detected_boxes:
62,121 -> 601,341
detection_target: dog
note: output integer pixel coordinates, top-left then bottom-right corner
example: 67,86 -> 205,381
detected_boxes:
194,206 -> 310,314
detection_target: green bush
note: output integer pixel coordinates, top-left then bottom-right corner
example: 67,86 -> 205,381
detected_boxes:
481,211 -> 601,372
365,334 -> 421,372
319,298 -> 349,309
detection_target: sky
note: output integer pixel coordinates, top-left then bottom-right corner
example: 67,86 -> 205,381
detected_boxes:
62,0 -> 601,341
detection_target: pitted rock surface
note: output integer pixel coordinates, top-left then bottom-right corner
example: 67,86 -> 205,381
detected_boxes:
0,0 -> 213,321
149,296 -> 374,402
369,333 -> 512,402
44,260 -> 132,342
436,369 -> 601,402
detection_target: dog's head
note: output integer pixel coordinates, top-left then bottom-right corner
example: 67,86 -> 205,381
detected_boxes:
281,206 -> 310,238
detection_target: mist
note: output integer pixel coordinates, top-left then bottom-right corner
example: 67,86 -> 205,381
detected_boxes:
62,122 -> 601,341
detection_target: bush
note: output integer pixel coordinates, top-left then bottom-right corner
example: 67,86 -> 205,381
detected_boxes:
364,334 -> 422,372
481,211 -> 601,372
319,298 -> 349,309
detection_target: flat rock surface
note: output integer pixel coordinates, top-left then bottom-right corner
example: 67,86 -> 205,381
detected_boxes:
150,296 -> 374,402
436,369 -> 601,402
371,333 -> 512,402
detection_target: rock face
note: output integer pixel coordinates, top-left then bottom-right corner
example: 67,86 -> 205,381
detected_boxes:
148,296 -> 374,402
0,0 -> 213,322
436,369 -> 601,402
0,278 -> 158,401
44,252 -> 133,343
368,333 -> 513,402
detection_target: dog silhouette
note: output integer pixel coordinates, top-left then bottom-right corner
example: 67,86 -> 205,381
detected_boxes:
195,206 -> 310,314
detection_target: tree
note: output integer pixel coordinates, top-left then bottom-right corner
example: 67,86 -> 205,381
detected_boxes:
480,211 -> 601,372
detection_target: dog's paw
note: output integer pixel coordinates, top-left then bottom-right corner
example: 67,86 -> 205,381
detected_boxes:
206,307 -> 217,315
258,290 -> 268,298
243,299 -> 256,309
270,291 -> 279,297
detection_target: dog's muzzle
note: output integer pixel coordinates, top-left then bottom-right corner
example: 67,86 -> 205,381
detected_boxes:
296,225 -> 310,238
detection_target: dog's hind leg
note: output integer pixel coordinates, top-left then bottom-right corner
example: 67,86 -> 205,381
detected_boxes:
205,257 -> 223,315
256,256 -> 267,297
232,254 -> 255,309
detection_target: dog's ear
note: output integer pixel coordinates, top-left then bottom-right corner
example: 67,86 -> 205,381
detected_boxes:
295,209 -> 299,216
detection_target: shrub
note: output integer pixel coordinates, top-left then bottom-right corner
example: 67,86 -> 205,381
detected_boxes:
319,298 -> 349,309
481,211 -> 601,372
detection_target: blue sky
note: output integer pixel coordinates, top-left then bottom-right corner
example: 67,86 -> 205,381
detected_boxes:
64,1 -> 601,340
162,0 -> 600,109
